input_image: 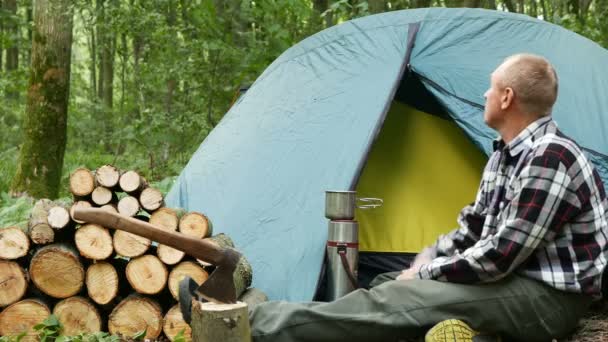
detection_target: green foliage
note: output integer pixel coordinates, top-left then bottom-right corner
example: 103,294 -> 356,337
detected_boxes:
0,192 -> 33,228
34,315 -> 62,342
173,329 -> 187,342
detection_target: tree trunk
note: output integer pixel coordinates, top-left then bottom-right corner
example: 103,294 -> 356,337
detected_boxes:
29,243 -> 85,298
487,0 -> 497,10
503,0 -> 517,11
86,261 -> 119,305
113,229 -> 150,257
368,0 -> 385,13
125,254 -> 168,295
0,260 -> 28,307
168,261 -> 209,300
53,296 -> 102,335
5,0 -> 18,99
0,0 -> 3,72
191,301 -> 251,342
108,295 -> 163,339
463,0 -> 481,7
89,23 -> 97,98
163,304 -> 192,341
96,0 -> 105,100
179,212 -> 213,239
0,299 -> 51,342
412,0 -> 432,7
0,227 -> 30,260
75,223 -> 114,260
10,0 -> 74,199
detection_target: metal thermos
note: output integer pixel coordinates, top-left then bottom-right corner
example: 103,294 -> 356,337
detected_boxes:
326,220 -> 359,301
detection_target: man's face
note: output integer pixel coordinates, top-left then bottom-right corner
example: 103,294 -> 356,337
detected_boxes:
483,69 -> 506,130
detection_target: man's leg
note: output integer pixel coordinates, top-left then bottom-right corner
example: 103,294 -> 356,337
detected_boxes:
249,275 -> 591,342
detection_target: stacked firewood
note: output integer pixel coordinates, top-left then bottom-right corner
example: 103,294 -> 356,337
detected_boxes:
0,165 -> 258,341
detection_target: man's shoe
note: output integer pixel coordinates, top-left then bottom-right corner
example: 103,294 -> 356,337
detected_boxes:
424,319 -> 501,342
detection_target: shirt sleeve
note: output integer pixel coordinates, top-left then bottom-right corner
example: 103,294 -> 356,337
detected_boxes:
418,151 -> 580,283
433,203 -> 486,257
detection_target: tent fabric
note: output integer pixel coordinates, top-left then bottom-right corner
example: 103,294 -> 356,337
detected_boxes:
355,102 -> 486,253
166,8 -> 608,302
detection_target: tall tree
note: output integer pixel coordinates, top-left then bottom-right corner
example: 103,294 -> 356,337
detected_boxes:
10,0 -> 74,199
369,0 -> 386,13
0,0 -> 4,73
5,0 -> 18,99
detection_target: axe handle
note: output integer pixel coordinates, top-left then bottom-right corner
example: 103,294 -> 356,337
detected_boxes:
73,208 -> 227,266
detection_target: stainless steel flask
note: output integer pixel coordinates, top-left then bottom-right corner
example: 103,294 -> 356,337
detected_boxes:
326,220 -> 359,301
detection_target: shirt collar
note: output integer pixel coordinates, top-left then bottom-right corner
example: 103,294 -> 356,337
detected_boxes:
492,116 -> 553,157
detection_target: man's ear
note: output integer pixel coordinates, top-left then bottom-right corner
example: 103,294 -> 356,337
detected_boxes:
500,87 -> 514,110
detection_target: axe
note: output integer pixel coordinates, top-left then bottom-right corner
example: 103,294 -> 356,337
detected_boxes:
73,208 -> 241,322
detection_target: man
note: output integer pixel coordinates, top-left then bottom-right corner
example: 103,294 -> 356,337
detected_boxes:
249,54 -> 608,342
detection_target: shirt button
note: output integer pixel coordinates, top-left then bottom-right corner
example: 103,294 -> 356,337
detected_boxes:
499,201 -> 505,209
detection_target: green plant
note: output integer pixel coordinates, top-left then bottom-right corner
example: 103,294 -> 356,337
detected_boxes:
33,315 -> 62,342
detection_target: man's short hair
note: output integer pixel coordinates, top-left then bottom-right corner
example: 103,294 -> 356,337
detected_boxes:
500,53 -> 558,116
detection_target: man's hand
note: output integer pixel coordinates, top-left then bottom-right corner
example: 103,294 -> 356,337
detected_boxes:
396,247 -> 436,281
396,267 -> 419,281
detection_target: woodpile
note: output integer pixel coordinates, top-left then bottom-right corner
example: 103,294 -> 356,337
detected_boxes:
0,165 -> 260,341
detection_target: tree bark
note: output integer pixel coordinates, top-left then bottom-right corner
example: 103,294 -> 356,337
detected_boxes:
0,260 -> 28,307
10,0 -> 74,199
163,304 -> 192,341
53,296 -> 102,335
0,227 -> 30,260
29,243 -> 85,298
86,261 -> 119,305
368,0 -> 385,13
75,223 -> 114,260
0,0 -> 3,72
108,295 -> 163,339
191,301 -> 251,342
412,0 -> 432,7
5,0 -> 18,99
503,0 -> 517,12
0,299 -> 51,342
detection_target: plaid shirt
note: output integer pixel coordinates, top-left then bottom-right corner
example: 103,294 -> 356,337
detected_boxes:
417,116 -> 608,296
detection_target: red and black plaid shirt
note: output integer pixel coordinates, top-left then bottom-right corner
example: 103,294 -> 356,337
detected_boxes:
418,116 -> 608,297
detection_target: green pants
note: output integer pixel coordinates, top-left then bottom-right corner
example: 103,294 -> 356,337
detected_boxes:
249,273 -> 591,342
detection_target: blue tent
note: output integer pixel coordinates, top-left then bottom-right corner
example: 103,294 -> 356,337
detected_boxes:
166,8 -> 608,302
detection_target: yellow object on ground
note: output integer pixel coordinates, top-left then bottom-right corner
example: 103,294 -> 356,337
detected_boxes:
355,102 -> 487,253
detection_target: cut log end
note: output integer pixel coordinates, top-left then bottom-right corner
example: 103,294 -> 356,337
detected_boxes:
149,207 -> 179,231
191,301 -> 250,342
126,255 -> 168,295
100,203 -> 118,213
157,244 -> 186,265
118,196 -> 140,217
70,168 -> 95,197
53,297 -> 102,336
29,244 -> 84,298
119,171 -> 146,193
91,186 -> 114,206
70,201 -> 93,224
48,206 -> 72,230
113,230 -> 151,258
29,223 -> 54,245
0,299 -> 51,341
168,261 -> 209,300
0,261 -> 28,307
0,227 -> 30,259
96,165 -> 120,188
179,212 -> 212,239
86,262 -> 119,305
75,224 -> 114,260
109,296 -> 163,339
163,304 -> 192,342
140,187 -> 164,212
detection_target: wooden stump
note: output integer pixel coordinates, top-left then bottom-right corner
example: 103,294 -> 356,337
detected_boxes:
108,295 -> 163,339
140,187 -> 164,212
0,227 -> 30,260
157,244 -> 186,265
179,212 -> 212,239
118,196 -> 140,217
126,255 -> 168,295
119,171 -> 147,194
70,201 -> 93,224
238,288 -> 269,307
70,168 -> 95,197
29,244 -> 85,298
191,301 -> 251,342
75,224 -> 114,260
0,261 -> 28,307
47,205 -> 72,230
113,230 -> 151,257
91,186 -> 115,206
95,165 -> 120,188
168,261 -> 209,300
86,262 -> 119,305
0,299 -> 51,342
53,296 -> 102,335
163,304 -> 192,342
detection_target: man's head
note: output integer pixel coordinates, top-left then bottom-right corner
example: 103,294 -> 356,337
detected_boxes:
483,54 -> 558,137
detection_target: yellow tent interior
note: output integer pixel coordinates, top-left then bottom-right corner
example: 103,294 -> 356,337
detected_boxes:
354,101 -> 487,284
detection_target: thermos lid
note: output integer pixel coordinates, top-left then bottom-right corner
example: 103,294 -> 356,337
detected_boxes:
328,220 -> 358,242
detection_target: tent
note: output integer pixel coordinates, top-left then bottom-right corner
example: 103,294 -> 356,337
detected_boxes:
166,7 -> 608,302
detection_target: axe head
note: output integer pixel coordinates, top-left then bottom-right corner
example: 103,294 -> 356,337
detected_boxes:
195,248 -> 242,304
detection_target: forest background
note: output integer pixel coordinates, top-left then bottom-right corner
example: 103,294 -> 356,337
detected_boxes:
1,0 -> 607,226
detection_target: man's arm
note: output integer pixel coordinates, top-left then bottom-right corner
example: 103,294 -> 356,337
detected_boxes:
417,151 -> 580,283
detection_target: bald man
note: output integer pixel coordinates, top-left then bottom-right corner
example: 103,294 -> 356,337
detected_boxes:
249,54 -> 608,342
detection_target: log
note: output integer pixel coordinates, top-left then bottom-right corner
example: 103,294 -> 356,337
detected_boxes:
70,167 -> 95,197
118,196 -> 140,217
95,164 -> 120,188
29,224 -> 54,245
86,261 -> 119,305
0,261 -> 28,307
179,212 -> 212,239
29,244 -> 85,298
0,227 -> 30,260
140,187 -> 164,212
108,295 -> 163,339
149,207 -> 179,231
163,304 -> 192,342
168,261 -> 209,300
196,234 -> 235,267
119,170 -> 147,194
125,255 -> 168,295
238,288 -> 268,307
53,296 -> 102,335
70,200 -> 93,224
191,301 -> 251,342
157,244 -> 186,265
100,203 -> 118,213
91,186 -> 116,206
47,205 -> 72,230
0,299 -> 51,342
113,230 -> 151,258
75,223 -> 114,260
28,199 -> 54,244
